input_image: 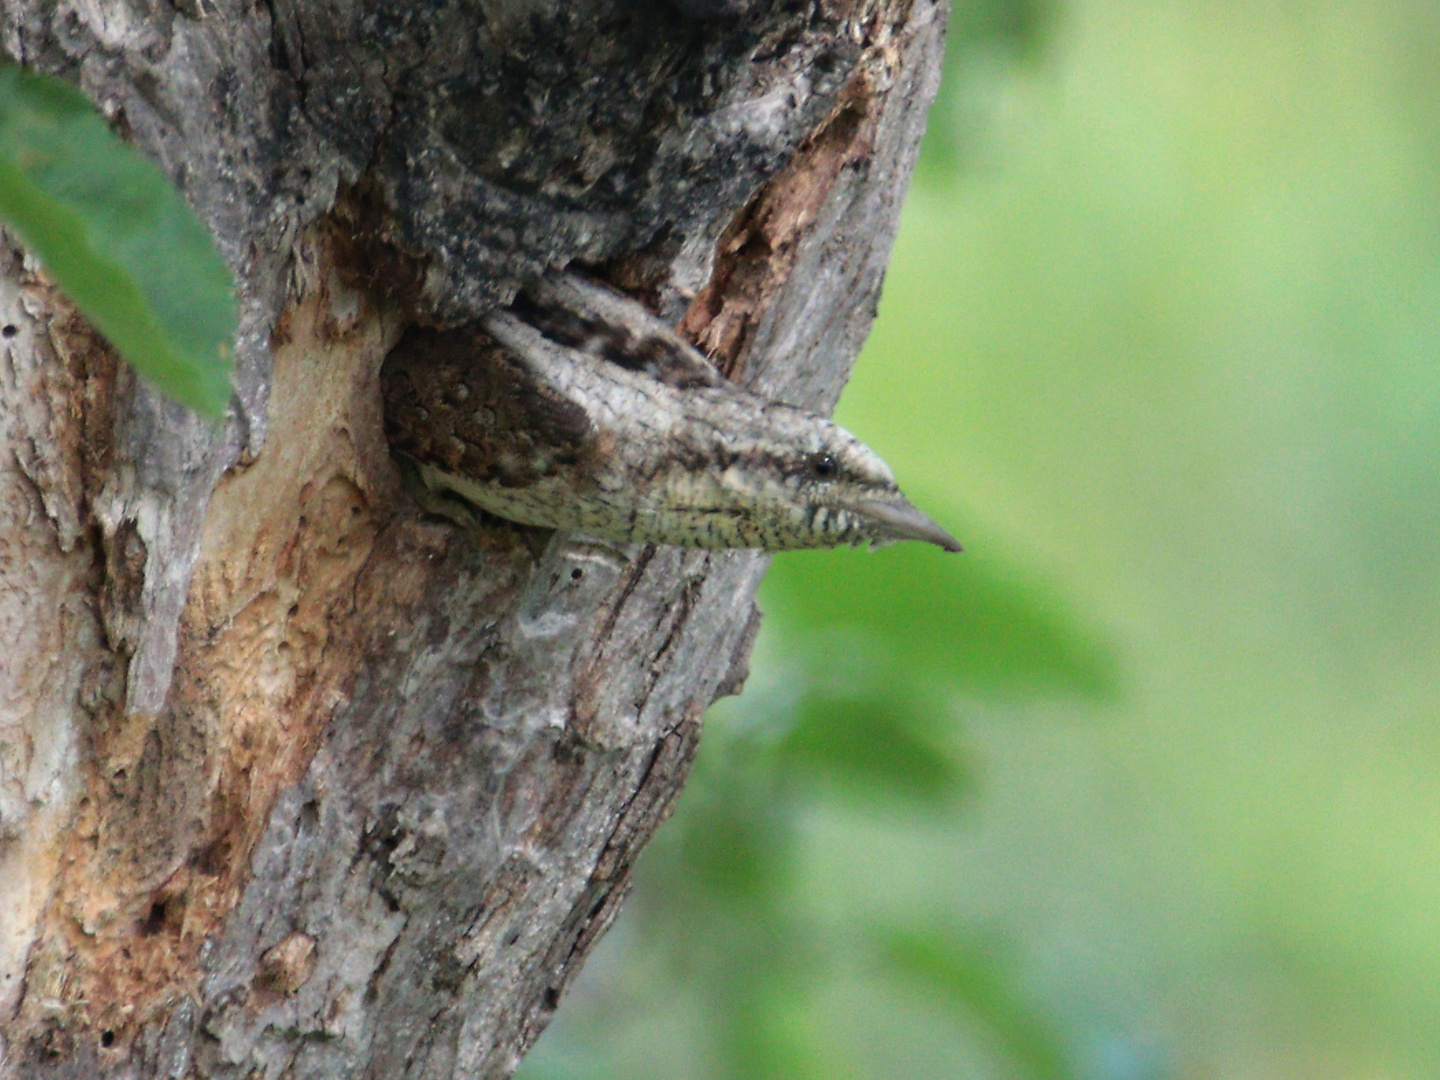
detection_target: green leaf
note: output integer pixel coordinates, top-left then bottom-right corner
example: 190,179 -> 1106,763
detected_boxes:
879,927 -> 1077,1080
674,762 -> 792,902
717,982 -> 836,1080
778,693 -> 969,805
0,62 -> 235,418
764,541 -> 1119,701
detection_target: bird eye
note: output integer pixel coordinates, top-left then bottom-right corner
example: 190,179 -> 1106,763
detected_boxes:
808,453 -> 838,480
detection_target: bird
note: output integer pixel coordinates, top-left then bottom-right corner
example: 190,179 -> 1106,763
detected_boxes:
381,272 -> 961,554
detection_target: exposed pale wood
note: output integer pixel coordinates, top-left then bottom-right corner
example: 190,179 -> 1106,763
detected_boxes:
0,1 -> 948,1076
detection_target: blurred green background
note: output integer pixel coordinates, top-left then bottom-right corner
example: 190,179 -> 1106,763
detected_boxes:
519,1 -> 1440,1077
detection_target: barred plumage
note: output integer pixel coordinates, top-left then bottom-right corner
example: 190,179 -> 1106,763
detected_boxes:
381,273 -> 961,553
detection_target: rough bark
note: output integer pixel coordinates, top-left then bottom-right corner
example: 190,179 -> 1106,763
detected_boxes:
0,1 -> 947,1077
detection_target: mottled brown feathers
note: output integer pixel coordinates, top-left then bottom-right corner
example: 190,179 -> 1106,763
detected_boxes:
379,273 -> 960,552
513,274 -> 725,390
381,326 -> 594,490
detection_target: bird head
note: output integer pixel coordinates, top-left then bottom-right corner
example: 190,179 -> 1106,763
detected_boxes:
655,396 -> 962,553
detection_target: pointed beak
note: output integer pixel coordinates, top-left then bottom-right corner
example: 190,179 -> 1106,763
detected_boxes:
852,498 -> 963,553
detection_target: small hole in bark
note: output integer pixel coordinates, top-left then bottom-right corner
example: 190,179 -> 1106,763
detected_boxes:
100,1030 -> 115,1048
192,840 -> 227,875
570,567 -> 583,581
139,901 -> 167,936
288,604 -> 300,618
1,325 -> 16,338
543,987 -> 561,1011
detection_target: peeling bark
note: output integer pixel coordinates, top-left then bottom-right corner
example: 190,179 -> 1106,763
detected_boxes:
0,1 -> 948,1076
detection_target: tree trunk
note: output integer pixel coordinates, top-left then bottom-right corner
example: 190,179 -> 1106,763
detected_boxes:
0,1 -> 947,1076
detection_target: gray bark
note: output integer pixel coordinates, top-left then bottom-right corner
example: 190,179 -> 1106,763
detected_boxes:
0,1 -> 947,1076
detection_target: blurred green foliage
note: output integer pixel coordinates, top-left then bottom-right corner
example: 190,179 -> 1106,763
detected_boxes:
523,1 -> 1440,1077
0,62 -> 235,417
879,929 -> 1073,1080
767,543 -> 1116,700
919,0 -> 1056,179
